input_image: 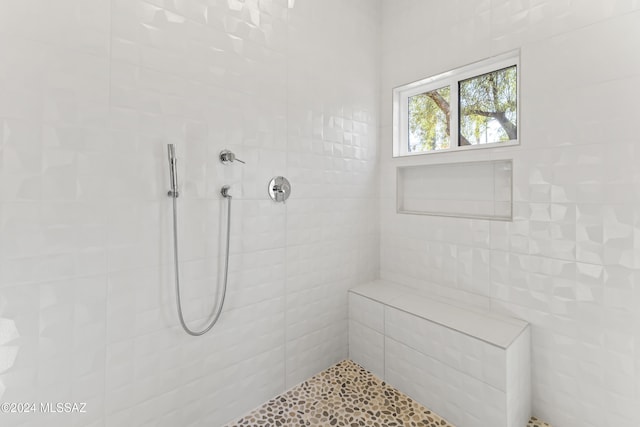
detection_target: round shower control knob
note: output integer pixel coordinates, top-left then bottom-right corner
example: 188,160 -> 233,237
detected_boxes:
268,176 -> 291,203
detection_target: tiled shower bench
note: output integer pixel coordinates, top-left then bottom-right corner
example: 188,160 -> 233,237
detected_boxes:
348,280 -> 531,427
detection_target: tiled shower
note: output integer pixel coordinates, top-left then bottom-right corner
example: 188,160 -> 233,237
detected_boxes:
0,1 -> 639,427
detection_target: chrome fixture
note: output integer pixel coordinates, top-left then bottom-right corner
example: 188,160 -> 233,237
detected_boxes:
167,144 -> 179,198
166,144 -> 232,336
219,149 -> 245,165
268,176 -> 291,203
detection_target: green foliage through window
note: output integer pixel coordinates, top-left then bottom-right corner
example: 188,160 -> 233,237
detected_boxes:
459,66 -> 517,145
408,86 -> 451,152
399,56 -> 518,156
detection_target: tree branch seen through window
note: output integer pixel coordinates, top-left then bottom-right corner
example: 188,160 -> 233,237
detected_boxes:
459,66 -> 517,145
407,65 -> 517,152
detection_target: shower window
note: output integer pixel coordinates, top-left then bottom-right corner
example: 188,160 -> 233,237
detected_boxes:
408,85 -> 451,152
392,50 -> 519,157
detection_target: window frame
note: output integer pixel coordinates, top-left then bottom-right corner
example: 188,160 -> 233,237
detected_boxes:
392,50 -> 520,157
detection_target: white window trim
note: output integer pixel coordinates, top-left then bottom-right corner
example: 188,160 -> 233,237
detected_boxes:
392,50 -> 520,157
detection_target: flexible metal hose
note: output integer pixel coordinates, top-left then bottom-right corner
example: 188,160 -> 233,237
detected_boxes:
170,194 -> 231,336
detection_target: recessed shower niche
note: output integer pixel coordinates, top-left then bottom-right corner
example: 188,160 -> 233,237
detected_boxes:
396,159 -> 513,221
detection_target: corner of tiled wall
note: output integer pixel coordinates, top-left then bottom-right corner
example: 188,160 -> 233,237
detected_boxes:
3,1 -> 639,426
379,2 -> 640,427
0,1 -> 380,426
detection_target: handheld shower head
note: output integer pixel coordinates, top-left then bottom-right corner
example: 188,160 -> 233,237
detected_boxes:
168,143 -> 176,162
167,144 -> 179,198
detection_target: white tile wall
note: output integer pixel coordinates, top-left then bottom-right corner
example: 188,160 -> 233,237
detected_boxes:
0,1 -> 380,426
349,282 -> 531,427
397,160 -> 513,220
380,2 -> 640,426
3,1 -> 639,426
507,327 -> 532,427
386,337 -> 506,427
385,306 -> 508,391
348,292 -> 384,333
348,319 -> 384,379
348,293 -> 384,377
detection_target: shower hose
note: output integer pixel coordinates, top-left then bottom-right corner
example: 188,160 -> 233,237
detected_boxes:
170,193 -> 231,336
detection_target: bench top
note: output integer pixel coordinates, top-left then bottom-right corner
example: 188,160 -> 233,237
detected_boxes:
350,280 -> 528,349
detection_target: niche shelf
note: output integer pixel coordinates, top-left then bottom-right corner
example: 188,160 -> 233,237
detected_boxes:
396,159 -> 512,221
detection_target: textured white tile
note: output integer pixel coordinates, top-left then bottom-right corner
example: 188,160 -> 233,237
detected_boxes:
355,281 -> 527,349
397,160 -> 512,220
506,327 -> 532,427
285,321 -> 348,389
385,337 -> 506,427
0,1 -> 380,425
3,1 -> 639,426
348,292 -> 384,333
350,282 -> 530,426
385,306 -> 508,390
348,319 -> 384,379
380,4 -> 640,427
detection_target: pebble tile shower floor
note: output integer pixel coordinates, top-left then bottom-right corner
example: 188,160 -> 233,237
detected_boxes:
225,360 -> 551,427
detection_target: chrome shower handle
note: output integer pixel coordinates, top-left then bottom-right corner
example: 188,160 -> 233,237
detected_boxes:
167,144 -> 179,198
268,176 -> 291,203
219,149 -> 245,164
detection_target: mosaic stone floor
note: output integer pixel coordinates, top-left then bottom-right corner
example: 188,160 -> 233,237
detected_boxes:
225,359 -> 552,427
